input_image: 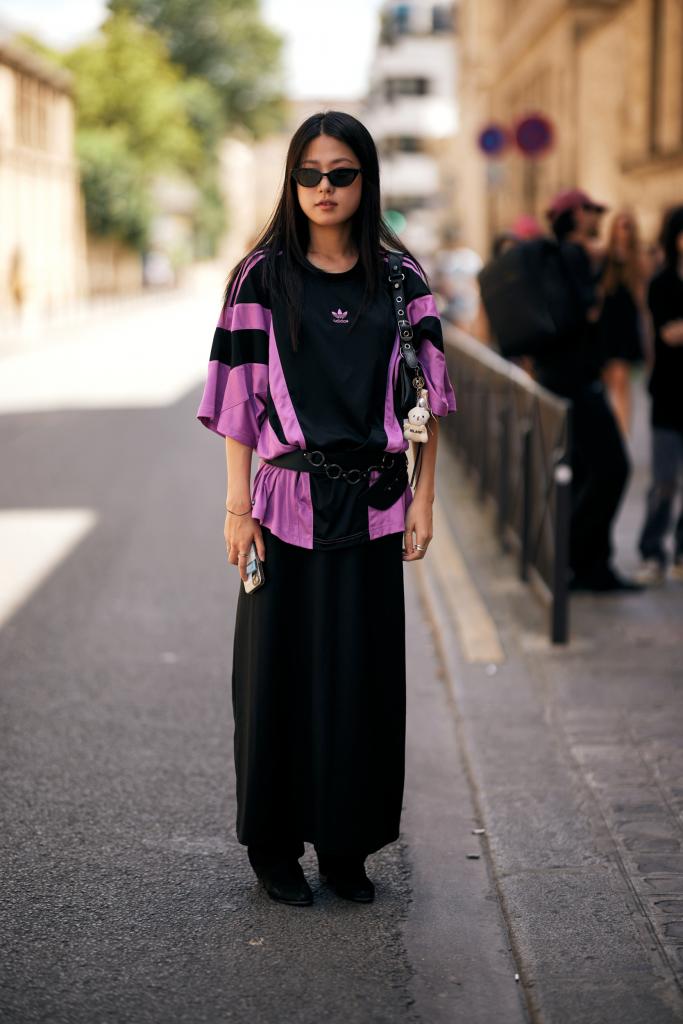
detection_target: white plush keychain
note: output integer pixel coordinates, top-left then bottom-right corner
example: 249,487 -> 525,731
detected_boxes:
403,388 -> 433,443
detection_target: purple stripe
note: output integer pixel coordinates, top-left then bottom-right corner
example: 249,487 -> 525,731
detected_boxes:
196,360 -> 268,446
228,302 -> 272,333
417,338 -> 457,416
266,317 -> 307,448
251,460 -> 314,548
405,296 -> 457,415
256,418 -> 296,460
403,256 -> 427,283
384,332 -> 410,452
407,293 -> 439,323
225,249 -> 267,309
196,359 -> 228,425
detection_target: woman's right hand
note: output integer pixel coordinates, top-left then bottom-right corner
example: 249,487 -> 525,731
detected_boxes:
224,505 -> 266,582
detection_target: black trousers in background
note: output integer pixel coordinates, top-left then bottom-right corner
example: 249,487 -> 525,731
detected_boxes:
231,524 -> 406,861
638,427 -> 683,565
568,383 -> 630,577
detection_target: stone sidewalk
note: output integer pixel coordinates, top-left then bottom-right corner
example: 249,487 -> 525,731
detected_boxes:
422,378 -> 683,1023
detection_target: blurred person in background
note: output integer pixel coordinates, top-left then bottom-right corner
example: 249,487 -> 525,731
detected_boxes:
510,213 -> 544,243
433,226 -> 483,330
491,231 -> 519,260
537,189 -> 641,592
471,219 -> 542,349
636,205 -> 683,584
598,210 -> 649,436
470,231 -> 521,347
196,110 -> 456,907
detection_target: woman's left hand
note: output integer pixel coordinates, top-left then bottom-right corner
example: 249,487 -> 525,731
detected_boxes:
403,495 -> 433,560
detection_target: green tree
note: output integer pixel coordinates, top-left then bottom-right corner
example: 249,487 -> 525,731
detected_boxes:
31,12 -> 225,253
65,11 -> 202,175
14,11 -> 250,258
76,129 -> 151,248
107,0 -> 286,137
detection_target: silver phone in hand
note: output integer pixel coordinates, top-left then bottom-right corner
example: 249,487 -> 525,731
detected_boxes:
243,541 -> 265,593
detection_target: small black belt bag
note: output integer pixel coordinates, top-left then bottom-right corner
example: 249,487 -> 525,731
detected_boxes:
263,448 -> 409,511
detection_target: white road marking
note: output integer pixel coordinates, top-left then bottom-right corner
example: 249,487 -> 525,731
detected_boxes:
426,496 -> 505,664
0,509 -> 97,629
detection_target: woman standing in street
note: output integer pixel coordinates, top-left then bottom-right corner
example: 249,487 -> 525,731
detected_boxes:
196,111 -> 457,906
598,209 -> 650,436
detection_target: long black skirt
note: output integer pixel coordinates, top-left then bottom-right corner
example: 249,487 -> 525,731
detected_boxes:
231,524 -> 406,858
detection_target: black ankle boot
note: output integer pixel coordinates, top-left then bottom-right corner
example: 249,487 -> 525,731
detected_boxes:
248,850 -> 313,906
318,854 -> 375,903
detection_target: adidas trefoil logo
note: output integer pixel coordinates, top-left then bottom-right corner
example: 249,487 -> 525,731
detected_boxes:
331,307 -> 349,324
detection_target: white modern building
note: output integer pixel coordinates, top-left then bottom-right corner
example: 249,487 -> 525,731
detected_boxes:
364,1 -> 459,265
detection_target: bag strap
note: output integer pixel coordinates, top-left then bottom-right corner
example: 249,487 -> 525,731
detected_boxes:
387,252 -> 426,491
387,252 -> 420,370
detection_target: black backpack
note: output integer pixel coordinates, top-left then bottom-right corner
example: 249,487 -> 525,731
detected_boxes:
478,237 -> 587,358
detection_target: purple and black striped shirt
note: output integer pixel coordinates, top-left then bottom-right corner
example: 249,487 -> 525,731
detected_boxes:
196,248 -> 457,549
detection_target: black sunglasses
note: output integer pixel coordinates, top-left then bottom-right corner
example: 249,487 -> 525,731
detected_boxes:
291,167 -> 361,188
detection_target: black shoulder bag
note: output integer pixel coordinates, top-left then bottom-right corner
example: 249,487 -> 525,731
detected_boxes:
387,252 -> 427,488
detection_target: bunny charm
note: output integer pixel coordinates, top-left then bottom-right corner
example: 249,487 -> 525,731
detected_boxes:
403,388 -> 432,443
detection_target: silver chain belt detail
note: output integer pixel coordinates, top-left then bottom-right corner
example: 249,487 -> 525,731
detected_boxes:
302,449 -> 397,485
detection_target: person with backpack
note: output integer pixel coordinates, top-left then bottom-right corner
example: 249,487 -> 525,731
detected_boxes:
478,188 -> 641,591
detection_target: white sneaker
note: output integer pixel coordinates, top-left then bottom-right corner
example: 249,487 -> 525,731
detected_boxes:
635,559 -> 666,585
669,560 -> 683,583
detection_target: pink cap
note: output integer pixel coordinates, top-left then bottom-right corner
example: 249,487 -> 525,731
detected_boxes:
546,188 -> 608,221
511,213 -> 544,240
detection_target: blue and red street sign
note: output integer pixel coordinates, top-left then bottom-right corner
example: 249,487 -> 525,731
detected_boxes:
477,123 -> 510,158
514,114 -> 554,156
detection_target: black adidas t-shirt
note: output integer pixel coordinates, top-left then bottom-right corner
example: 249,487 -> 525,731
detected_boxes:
271,257 -> 398,546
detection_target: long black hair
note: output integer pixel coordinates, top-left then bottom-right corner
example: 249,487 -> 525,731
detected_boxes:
221,110 -> 427,351
659,205 -> 683,271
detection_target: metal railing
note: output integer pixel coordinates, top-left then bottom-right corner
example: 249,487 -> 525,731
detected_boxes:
440,327 -> 572,644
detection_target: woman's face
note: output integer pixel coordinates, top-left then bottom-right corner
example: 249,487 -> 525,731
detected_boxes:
294,134 -> 362,230
614,214 -> 634,247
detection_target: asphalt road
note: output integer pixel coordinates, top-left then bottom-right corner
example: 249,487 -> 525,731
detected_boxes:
0,315 -> 523,1024
4,292 -> 682,1024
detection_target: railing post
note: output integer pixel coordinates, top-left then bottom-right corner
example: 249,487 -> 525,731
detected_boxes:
478,387 -> 489,502
466,375 -> 478,476
551,461 -> 572,644
519,422 -> 532,582
497,402 -> 510,551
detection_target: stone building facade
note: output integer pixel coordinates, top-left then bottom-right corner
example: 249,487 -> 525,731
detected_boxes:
457,0 -> 683,256
0,28 -> 87,332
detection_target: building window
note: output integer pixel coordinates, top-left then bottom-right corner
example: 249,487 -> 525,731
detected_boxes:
381,136 -> 424,155
15,73 -> 50,151
379,4 -> 413,43
432,4 -> 456,33
394,5 -> 412,34
384,77 -> 431,102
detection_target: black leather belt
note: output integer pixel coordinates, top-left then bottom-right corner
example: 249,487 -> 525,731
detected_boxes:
262,448 -> 409,511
